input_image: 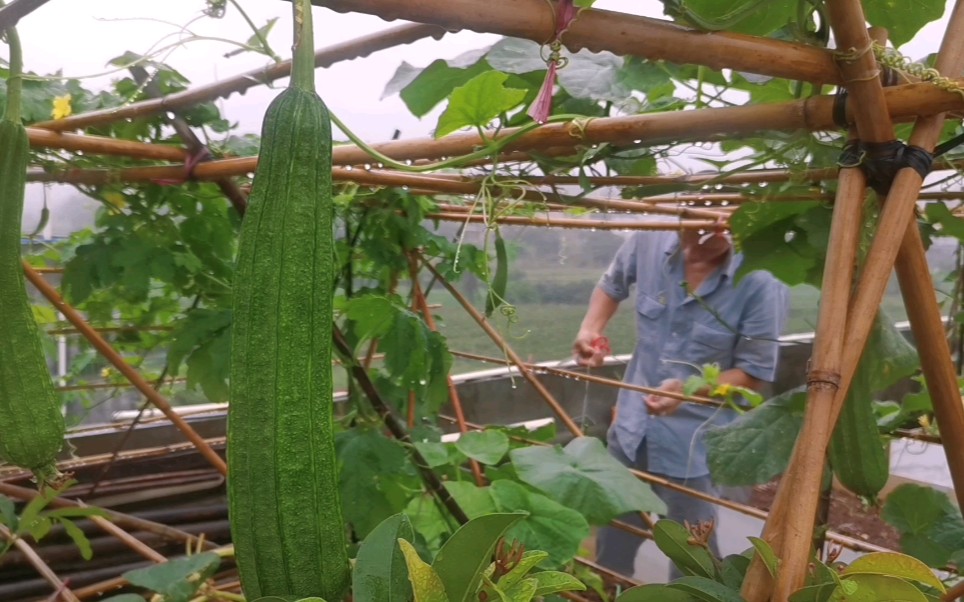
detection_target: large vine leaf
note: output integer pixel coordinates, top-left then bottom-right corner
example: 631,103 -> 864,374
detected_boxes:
485,38 -> 628,102
883,484 -> 964,568
510,436 -> 666,525
487,480 -> 589,568
385,49 -> 493,117
661,0 -> 796,35
353,513 -> 415,602
704,386 -> 806,486
435,71 -> 527,138
730,201 -> 828,286
432,513 -> 525,602
863,0 -> 946,48
337,429 -> 421,539
123,553 -> 220,602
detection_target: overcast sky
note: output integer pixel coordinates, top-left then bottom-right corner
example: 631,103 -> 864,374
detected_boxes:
8,1 -> 953,233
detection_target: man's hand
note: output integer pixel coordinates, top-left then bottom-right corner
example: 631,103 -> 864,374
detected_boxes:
645,378 -> 684,416
573,332 -> 610,368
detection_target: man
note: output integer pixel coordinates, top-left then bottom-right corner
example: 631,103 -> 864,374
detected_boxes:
572,224 -> 788,579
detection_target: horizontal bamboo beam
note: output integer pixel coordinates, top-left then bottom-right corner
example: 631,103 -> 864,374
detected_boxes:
31,24 -> 447,132
25,81 -> 964,174
28,128 -> 187,161
0,0 -> 50,29
426,213 -> 716,230
312,0 -> 841,85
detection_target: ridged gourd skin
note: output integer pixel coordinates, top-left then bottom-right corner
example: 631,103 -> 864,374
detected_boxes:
829,390 -> 889,499
228,85 -> 350,600
0,116 -> 65,485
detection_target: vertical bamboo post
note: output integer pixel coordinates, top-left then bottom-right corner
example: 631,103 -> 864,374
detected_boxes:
892,1 -> 964,513
750,2 -> 964,597
741,161 -> 866,601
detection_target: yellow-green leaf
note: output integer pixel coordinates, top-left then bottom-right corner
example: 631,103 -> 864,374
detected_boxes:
398,539 -> 449,602
435,71 -> 526,138
829,574 -> 929,602
842,552 -> 945,593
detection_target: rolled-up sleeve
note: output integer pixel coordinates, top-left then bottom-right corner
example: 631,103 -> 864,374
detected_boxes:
597,234 -> 639,302
733,276 -> 789,382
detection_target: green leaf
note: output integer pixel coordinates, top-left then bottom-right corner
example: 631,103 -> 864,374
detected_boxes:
435,71 -> 527,138
747,537 -> 779,578
485,38 -> 628,102
670,0 -> 797,35
510,437 -> 666,525
398,539 -> 450,602
864,0 -> 945,47
123,552 -> 220,602
455,430 -> 510,465
0,495 -> 18,531
432,513 -> 525,602
616,584 -> 693,601
413,441 -> 452,468
337,429 -> 419,539
652,520 -> 718,579
704,386 -> 807,486
719,553 -> 750,590
883,484 -> 955,535
353,513 -> 415,602
787,583 -> 837,602
504,577 -> 538,602
829,574 -> 929,602
58,518 -> 93,561
395,52 -> 492,117
667,576 -> 744,602
530,571 -> 586,596
842,552 -> 944,592
345,295 -> 397,341
492,550 -> 549,591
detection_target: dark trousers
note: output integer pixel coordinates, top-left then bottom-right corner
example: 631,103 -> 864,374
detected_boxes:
596,437 -> 720,581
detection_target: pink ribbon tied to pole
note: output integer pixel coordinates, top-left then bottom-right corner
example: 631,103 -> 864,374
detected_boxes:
527,0 -> 578,124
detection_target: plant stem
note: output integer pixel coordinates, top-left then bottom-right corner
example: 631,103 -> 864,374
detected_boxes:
3,24 -> 23,123
290,0 -> 315,92
228,0 -> 280,62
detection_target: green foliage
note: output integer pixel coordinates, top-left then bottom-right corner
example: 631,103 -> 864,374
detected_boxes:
106,553 -> 220,602
510,437 -> 666,525
435,71 -> 527,137
432,513 -> 525,602
883,484 -> 964,568
353,513 -> 415,602
863,0 -> 946,48
0,485 -> 103,561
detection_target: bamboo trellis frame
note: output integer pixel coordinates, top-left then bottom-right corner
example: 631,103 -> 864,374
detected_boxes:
7,1 -> 964,599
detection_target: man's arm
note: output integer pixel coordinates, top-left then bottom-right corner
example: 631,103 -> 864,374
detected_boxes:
572,287 -> 621,367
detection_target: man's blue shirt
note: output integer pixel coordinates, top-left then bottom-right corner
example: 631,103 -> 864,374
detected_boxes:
598,231 -> 789,478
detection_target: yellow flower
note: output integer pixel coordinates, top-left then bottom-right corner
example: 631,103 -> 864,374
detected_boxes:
51,94 -> 72,120
102,191 -> 128,213
711,383 -> 735,398
100,367 -> 113,379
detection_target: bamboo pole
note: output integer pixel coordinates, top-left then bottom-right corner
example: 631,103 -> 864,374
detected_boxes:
0,524 -> 81,602
21,81 -> 964,178
892,2 -> 964,514
757,9 -> 964,598
21,262 -> 228,476
752,18 -> 892,599
28,127 -> 187,161
0,483 -> 219,551
312,0 -> 840,85
0,0 -> 49,28
426,213 -> 717,230
31,24 -> 446,132
422,259 -> 585,437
